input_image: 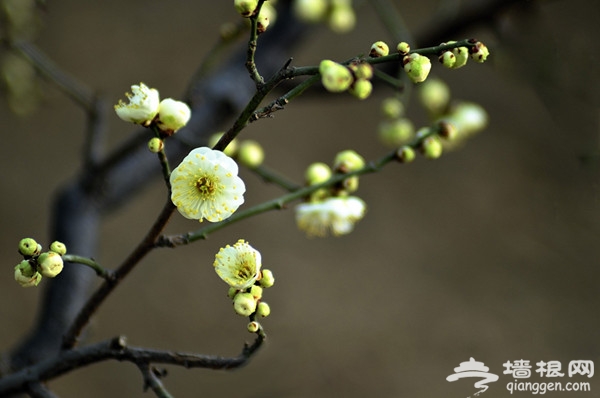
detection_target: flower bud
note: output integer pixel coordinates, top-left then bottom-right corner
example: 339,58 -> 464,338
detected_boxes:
14,260 -> 42,287
238,140 -> 265,168
227,287 -> 238,299
438,121 -> 458,140
234,0 -> 258,17
439,50 -> 456,68
380,97 -> 404,119
305,162 -> 332,185
378,118 -> 414,148
396,41 -> 410,55
334,149 -> 365,173
18,237 -> 39,257
421,135 -> 443,159
147,137 -> 164,154
403,53 -> 432,83
257,2 -> 276,33
250,284 -> 263,300
369,41 -> 389,58
470,41 -> 489,63
37,251 -> 64,278
451,45 -> 468,68
49,241 -> 67,256
157,99 -> 191,134
247,321 -> 261,333
233,292 -> 257,316
396,146 -> 416,163
418,78 -> 450,116
294,0 -> 328,23
328,5 -> 356,33
349,62 -> 373,80
256,301 -> 271,318
114,83 -> 160,126
342,175 -> 359,193
319,60 -> 353,93
439,101 -> 488,136
349,79 -> 372,100
259,269 -> 275,288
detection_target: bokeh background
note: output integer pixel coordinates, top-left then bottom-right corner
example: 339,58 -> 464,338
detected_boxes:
1,0 -> 600,397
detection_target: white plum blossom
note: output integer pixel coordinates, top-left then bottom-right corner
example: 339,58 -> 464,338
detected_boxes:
214,239 -> 262,289
170,147 -> 245,222
114,83 -> 160,125
296,196 -> 366,237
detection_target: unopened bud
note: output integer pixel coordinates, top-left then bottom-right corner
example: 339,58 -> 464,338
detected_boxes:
238,140 -> 265,168
14,260 -> 42,287
18,238 -> 39,257
37,251 -> 64,278
369,41 -> 389,58
396,41 -> 410,55
334,150 -> 365,173
403,53 -> 432,83
49,241 -> 67,256
148,137 -> 164,153
233,292 -> 257,316
259,269 -> 275,288
256,301 -> 271,318
306,162 -> 332,185
234,0 -> 258,17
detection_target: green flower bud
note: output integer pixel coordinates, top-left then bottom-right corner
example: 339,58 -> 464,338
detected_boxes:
18,237 -> 39,257
349,79 -> 372,100
157,98 -> 191,135
334,149 -> 365,173
233,292 -> 257,316
294,0 -> 328,23
234,0 -> 258,17
439,50 -> 456,68
421,135 -> 443,159
256,301 -> 271,318
250,284 -> 263,300
328,5 -> 356,33
319,60 -> 353,93
369,41 -> 389,58
451,45 -> 468,68
380,97 -> 404,119
49,241 -> 67,256
208,132 -> 238,157
15,260 -> 42,287
342,175 -> 359,193
396,146 -> 416,163
418,78 -> 451,116
37,251 -> 64,278
305,162 -> 332,185
349,63 -> 373,80
403,53 -> 432,83
148,137 -> 164,154
439,101 -> 488,136
238,140 -> 265,169
378,118 -> 414,148
227,287 -> 238,299
470,41 -> 489,63
256,12 -> 270,34
259,269 -> 275,288
438,121 -> 458,140
396,41 -> 410,55
247,321 -> 261,333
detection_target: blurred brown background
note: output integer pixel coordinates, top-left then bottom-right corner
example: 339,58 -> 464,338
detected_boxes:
1,0 -> 600,397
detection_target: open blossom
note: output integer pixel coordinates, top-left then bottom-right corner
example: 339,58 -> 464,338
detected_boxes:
214,239 -> 262,289
170,147 -> 245,222
114,83 -> 160,125
296,196 -> 366,237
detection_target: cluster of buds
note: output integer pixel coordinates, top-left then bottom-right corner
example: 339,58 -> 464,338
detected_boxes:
14,238 -> 67,287
234,0 -> 277,33
213,240 -> 274,333
208,133 -> 265,169
293,0 -> 356,33
319,59 -> 373,100
295,150 -> 367,237
114,83 -> 192,153
438,40 -> 489,69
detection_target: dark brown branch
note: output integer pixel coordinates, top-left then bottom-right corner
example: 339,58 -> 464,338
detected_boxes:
0,335 -> 264,396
